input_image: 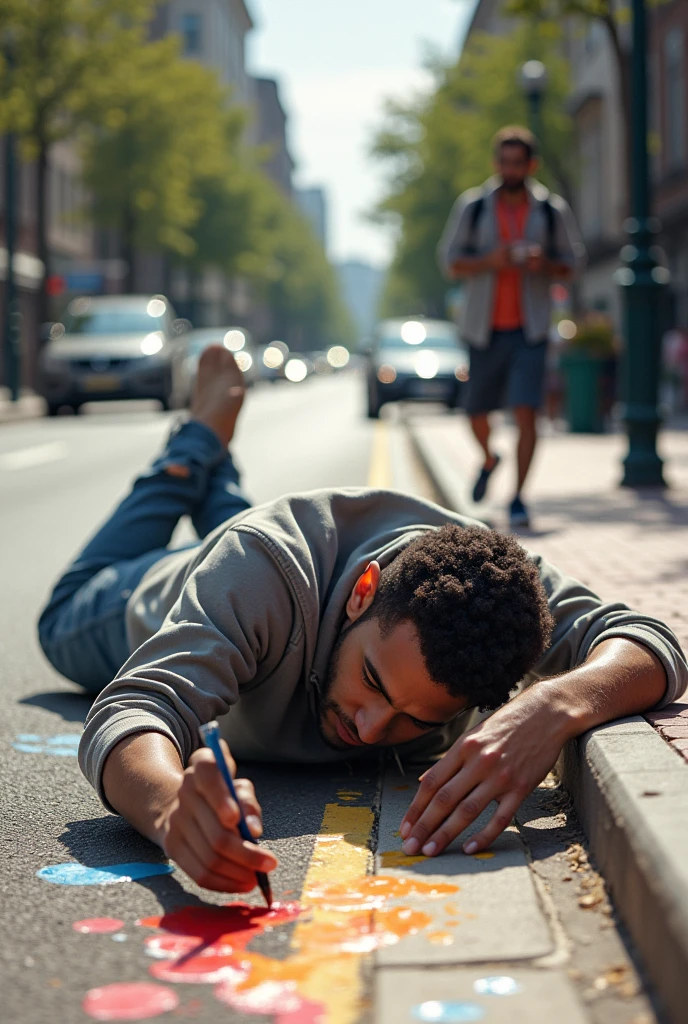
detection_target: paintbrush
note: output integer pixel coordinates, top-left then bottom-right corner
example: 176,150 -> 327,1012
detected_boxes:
198,720 -> 273,909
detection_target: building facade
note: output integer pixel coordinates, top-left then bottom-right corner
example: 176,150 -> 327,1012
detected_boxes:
296,187 -> 328,249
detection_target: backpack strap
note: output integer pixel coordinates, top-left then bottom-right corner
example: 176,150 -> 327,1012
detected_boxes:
462,196 -> 485,256
541,197 -> 557,260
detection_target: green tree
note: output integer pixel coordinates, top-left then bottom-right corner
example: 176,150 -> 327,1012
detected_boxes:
505,0 -> 633,202
0,0 -> 154,321
371,24 -> 573,317
83,36 -> 237,291
255,187 -> 354,349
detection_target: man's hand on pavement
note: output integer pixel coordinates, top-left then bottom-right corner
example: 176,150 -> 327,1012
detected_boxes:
156,739 -> 278,893
399,687 -> 572,858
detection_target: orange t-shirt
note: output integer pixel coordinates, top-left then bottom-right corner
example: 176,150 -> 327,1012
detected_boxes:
492,193 -> 530,331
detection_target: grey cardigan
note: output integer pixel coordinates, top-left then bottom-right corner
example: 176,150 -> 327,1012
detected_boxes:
438,177 -> 586,348
79,488 -> 687,810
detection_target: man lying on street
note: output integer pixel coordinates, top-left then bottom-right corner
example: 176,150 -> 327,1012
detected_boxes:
39,347 -> 687,895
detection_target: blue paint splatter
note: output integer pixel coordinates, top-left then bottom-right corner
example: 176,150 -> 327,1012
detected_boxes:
36,862 -> 174,885
474,976 -> 522,997
412,1002 -> 485,1023
13,733 -> 81,756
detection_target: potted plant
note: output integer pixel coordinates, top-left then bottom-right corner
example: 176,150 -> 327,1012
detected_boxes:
560,313 -> 617,433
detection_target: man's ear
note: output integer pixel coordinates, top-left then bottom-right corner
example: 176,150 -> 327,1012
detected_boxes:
528,156 -> 539,176
345,561 -> 381,623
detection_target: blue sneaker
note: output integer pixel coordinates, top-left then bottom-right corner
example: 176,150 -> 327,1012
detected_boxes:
509,495 -> 530,529
472,454 -> 501,503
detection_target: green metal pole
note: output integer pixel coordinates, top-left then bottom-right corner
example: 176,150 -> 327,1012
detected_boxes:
619,0 -> 665,486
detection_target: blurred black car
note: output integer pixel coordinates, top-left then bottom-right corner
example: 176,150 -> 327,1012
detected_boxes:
365,317 -> 469,418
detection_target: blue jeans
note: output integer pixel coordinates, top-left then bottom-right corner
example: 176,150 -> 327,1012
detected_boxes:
38,421 -> 251,693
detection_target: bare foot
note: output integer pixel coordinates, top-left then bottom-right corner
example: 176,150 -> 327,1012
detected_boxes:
189,345 -> 245,448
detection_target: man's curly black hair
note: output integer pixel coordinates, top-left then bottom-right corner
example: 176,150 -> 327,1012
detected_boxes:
371,524 -> 554,711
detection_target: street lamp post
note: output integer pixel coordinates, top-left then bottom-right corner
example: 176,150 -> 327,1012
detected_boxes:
519,60 -> 548,141
617,0 -> 666,486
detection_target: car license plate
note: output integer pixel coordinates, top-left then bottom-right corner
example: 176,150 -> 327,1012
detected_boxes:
409,380 -> 450,398
83,373 -> 122,392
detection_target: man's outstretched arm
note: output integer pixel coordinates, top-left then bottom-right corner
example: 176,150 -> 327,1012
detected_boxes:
102,731 -> 278,892
399,637 -> 667,858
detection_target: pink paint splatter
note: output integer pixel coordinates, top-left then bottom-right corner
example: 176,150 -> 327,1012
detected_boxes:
82,982 -> 179,1020
214,979 -> 303,1015
276,998 -> 328,1024
73,917 -> 124,935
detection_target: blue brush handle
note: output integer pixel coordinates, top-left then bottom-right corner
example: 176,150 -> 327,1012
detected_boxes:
198,721 -> 252,843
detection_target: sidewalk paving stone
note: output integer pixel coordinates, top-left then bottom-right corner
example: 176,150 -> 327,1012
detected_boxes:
376,966 -> 589,1024
374,767 -> 553,966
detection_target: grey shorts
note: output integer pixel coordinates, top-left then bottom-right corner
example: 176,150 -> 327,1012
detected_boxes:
466,328 -> 547,415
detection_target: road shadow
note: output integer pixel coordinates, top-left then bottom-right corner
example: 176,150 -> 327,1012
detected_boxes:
19,689 -> 94,723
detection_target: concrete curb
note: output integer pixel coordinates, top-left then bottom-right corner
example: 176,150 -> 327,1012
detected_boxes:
405,419 -> 492,525
558,719 -> 688,1024
408,421 -> 688,1024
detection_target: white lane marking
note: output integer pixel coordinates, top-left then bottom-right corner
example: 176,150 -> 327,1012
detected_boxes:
0,441 -> 69,471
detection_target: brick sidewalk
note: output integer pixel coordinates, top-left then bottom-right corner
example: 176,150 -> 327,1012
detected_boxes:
410,413 -> 688,761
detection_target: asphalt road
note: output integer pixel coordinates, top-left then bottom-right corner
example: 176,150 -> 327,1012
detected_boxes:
0,373 -> 382,1024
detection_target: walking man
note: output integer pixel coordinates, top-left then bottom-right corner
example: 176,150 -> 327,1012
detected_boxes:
439,125 -> 584,528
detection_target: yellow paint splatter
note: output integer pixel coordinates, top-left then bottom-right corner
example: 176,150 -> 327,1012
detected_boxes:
444,902 -> 458,915
378,850 -> 429,868
472,851 -> 495,860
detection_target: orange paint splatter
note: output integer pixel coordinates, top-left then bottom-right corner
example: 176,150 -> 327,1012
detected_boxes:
427,930 -> 455,946
136,875 -> 458,1016
444,903 -> 458,915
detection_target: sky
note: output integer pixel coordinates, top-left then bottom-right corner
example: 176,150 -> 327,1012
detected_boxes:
248,0 -> 475,268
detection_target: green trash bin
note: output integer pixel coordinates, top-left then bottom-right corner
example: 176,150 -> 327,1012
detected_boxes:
561,351 -> 605,433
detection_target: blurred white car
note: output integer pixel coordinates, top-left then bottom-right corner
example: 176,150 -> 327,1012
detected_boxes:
184,327 -> 258,388
38,294 -> 190,415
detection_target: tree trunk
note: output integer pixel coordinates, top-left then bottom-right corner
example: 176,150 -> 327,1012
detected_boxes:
36,139 -> 50,330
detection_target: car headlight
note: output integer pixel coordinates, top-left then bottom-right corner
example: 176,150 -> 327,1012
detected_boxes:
235,351 -> 253,373
377,364 -> 397,384
263,345 -> 285,369
414,351 -> 439,379
141,332 -> 164,356
285,358 -> 307,382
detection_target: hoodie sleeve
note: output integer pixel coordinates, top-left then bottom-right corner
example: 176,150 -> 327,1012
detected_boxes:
79,529 -> 298,810
437,189 -> 481,277
529,554 -> 687,707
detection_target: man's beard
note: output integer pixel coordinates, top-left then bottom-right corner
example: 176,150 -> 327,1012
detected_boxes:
318,628 -> 361,749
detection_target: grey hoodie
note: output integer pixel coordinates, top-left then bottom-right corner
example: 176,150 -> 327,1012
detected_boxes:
79,488 -> 687,810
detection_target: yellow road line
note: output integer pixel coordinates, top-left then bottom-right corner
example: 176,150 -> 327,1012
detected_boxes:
367,420 -> 392,489
292,802 -> 375,1024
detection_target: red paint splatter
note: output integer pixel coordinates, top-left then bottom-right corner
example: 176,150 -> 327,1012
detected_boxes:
137,902 -> 301,985
276,998 -> 328,1024
73,917 -> 124,935
82,982 -> 179,1020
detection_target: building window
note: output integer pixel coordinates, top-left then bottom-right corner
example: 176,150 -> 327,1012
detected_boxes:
664,28 -> 686,171
180,13 -> 202,56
